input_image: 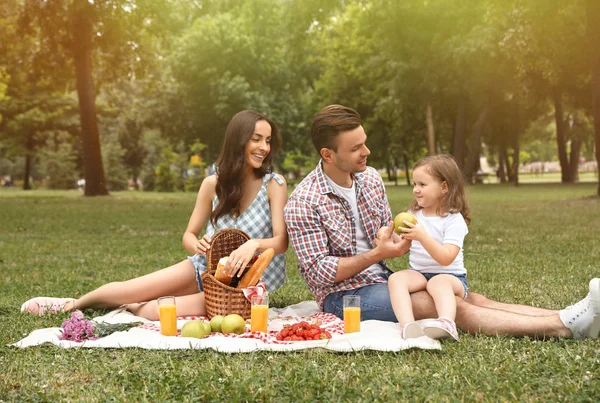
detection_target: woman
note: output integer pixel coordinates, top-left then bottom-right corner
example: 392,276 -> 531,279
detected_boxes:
21,110 -> 288,320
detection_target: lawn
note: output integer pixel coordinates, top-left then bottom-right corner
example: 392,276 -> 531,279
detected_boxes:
1,183 -> 599,401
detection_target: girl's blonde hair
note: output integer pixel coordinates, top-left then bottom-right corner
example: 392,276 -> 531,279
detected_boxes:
408,154 -> 471,224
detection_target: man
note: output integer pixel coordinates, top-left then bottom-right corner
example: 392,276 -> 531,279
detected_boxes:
284,104 -> 599,339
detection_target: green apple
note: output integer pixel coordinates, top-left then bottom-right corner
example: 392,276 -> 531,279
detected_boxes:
201,321 -> 211,335
210,315 -> 224,333
220,314 -> 246,335
180,320 -> 208,339
394,212 -> 417,234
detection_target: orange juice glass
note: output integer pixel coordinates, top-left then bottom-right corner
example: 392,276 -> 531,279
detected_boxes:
157,296 -> 177,336
343,295 -> 361,333
251,293 -> 269,333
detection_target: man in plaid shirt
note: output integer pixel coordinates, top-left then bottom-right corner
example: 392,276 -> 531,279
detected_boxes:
284,104 -> 600,340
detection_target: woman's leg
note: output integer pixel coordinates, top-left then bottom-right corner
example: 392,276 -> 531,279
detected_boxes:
63,259 -> 200,313
126,292 -> 206,320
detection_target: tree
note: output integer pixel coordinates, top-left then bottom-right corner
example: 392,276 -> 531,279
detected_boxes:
18,0 -> 172,195
587,0 -> 600,195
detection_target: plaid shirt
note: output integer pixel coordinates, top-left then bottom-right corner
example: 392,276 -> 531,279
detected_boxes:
284,161 -> 393,308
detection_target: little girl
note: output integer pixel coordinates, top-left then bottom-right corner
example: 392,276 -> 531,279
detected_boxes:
388,154 -> 470,341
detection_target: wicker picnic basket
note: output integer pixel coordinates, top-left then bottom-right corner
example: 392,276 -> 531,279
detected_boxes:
201,228 -> 252,319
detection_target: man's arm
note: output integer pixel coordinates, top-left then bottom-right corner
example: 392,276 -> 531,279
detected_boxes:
335,223 -> 411,282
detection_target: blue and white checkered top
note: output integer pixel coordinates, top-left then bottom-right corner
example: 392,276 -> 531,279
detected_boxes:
189,173 -> 287,292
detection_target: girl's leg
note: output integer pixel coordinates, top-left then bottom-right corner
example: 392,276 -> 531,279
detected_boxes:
388,270 -> 427,325
466,292 -> 558,316
64,259 -> 200,313
425,274 -> 465,321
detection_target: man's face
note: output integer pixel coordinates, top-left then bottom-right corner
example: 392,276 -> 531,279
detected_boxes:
328,125 -> 371,173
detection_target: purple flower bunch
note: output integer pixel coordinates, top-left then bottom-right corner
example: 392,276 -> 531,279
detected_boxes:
59,311 -> 98,342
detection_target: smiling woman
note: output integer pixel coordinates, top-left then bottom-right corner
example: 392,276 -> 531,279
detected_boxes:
21,110 -> 289,321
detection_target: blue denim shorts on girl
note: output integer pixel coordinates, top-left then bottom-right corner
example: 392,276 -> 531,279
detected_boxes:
421,272 -> 469,299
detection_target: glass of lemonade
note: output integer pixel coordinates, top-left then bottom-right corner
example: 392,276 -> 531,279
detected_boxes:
157,296 -> 177,336
251,293 -> 269,333
343,295 -> 361,334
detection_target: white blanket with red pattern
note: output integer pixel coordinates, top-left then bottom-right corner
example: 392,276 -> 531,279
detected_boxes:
12,301 -> 440,352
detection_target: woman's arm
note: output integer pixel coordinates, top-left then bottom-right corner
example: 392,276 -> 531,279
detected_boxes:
182,175 -> 217,255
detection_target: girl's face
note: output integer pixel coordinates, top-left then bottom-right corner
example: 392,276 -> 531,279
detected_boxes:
412,166 -> 448,214
244,119 -> 272,170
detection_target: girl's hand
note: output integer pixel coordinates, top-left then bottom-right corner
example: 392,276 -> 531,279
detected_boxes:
225,239 -> 260,277
398,220 -> 425,242
195,235 -> 211,255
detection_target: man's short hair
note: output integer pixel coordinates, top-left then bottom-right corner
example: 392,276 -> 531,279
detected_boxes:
311,104 -> 362,152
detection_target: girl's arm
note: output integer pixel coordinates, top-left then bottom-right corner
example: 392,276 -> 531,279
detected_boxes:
415,234 -> 460,267
225,175 -> 289,277
182,175 -> 217,255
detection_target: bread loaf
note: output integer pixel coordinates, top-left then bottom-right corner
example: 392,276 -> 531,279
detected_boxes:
214,256 -> 233,286
236,248 -> 275,288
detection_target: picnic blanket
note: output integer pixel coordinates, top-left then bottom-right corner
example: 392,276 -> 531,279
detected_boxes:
12,301 -> 440,352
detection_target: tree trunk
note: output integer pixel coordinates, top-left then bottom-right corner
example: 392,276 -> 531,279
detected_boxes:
512,103 -> 520,186
452,93 -> 467,170
553,89 -> 571,183
426,102 -> 436,156
71,2 -> 108,196
464,105 -> 489,184
569,134 -> 582,183
403,152 -> 411,186
587,0 -> 600,196
498,149 -> 507,183
23,130 -> 34,190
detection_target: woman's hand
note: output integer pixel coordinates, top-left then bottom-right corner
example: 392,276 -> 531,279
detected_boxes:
195,235 -> 211,255
225,239 -> 260,277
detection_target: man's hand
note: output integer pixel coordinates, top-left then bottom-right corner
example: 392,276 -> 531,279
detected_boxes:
373,221 -> 411,258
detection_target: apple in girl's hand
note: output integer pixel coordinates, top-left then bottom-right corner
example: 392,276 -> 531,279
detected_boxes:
394,212 -> 417,234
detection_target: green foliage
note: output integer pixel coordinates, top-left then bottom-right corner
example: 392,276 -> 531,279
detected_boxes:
185,140 -> 207,192
101,131 -> 128,191
154,146 -> 180,192
1,184 -> 599,401
38,131 -> 78,189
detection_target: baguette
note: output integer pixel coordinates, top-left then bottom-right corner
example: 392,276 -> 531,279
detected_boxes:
214,256 -> 234,286
236,248 -> 275,288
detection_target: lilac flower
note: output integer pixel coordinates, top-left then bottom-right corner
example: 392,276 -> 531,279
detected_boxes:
59,311 -> 142,343
59,311 -> 98,342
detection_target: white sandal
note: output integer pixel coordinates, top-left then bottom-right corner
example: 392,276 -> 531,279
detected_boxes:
20,297 -> 76,316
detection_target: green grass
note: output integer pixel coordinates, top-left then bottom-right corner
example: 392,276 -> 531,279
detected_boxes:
1,184 -> 599,401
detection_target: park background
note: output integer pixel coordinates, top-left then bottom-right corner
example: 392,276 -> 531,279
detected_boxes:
1,1 -> 599,401
1,0 -> 599,193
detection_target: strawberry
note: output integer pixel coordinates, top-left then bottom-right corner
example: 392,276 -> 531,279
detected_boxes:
276,334 -> 283,341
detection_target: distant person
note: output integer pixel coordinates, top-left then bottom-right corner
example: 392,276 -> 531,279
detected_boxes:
22,110 -> 289,320
387,155 -> 470,341
284,104 -> 599,339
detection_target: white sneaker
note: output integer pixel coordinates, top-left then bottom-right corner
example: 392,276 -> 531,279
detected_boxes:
401,321 -> 425,339
559,278 -> 600,339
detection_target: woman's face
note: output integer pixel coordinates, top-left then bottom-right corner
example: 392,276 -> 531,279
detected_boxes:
244,119 -> 272,169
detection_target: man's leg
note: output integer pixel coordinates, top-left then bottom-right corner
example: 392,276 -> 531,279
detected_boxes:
466,292 -> 557,317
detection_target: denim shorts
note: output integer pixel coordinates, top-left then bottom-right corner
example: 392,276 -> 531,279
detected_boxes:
421,272 -> 468,299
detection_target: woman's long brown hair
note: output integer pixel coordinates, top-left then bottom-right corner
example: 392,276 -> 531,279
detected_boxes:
408,154 -> 471,224
210,110 -> 281,227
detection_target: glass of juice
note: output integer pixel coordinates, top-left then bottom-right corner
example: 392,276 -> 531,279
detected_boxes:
157,296 -> 177,336
343,295 -> 361,334
251,293 -> 269,333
